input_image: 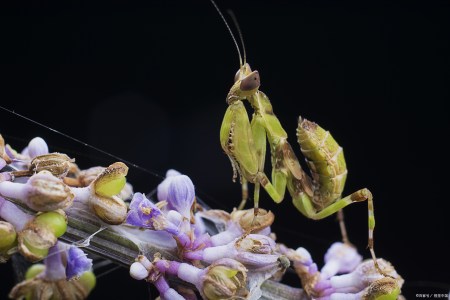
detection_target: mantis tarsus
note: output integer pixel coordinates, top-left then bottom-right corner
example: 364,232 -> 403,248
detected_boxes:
212,1 -> 389,277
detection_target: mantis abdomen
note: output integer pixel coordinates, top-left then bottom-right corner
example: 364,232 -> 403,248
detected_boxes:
297,118 -> 348,209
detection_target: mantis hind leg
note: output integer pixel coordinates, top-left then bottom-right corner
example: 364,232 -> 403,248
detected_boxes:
292,187 -> 391,277
337,209 -> 350,245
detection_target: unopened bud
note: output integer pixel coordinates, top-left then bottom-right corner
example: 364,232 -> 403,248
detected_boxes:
93,162 -> 128,197
18,211 -> 67,262
363,277 -> 401,300
87,162 -> 128,224
0,221 -> 17,262
231,208 -> 274,232
25,263 -> 45,279
78,166 -> 105,187
201,258 -> 248,300
27,137 -> 49,159
26,171 -> 74,211
29,153 -> 74,178
9,269 -> 95,300
90,194 -> 127,225
157,169 -> 182,202
0,221 -> 16,251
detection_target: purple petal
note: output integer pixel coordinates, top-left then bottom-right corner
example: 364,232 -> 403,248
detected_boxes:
126,193 -> 162,228
157,169 -> 181,202
167,175 -> 195,219
4,145 -> 16,159
322,242 -> 362,278
66,246 -> 93,279
27,137 -> 49,159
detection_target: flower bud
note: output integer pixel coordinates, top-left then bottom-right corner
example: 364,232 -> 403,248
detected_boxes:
231,208 -> 274,232
78,166 -> 106,187
90,194 -> 127,225
18,211 -> 67,262
27,137 -> 49,159
0,221 -> 16,251
93,162 -> 128,197
157,169 -> 182,202
130,261 -> 149,280
167,175 -> 195,219
9,269 -> 95,300
363,277 -> 401,300
78,270 -> 96,295
0,221 -> 17,262
26,171 -> 74,211
29,153 -> 74,178
130,255 -> 153,280
321,242 -> 362,279
201,258 -> 248,300
89,162 -> 129,224
25,263 -> 45,279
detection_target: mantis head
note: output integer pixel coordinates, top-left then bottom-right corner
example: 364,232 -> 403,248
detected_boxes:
227,63 -> 260,104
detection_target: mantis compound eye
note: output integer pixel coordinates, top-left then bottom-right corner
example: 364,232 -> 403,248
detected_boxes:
240,71 -> 260,91
234,63 -> 253,82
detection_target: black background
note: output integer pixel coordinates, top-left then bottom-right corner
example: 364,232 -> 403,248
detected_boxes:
1,1 -> 449,299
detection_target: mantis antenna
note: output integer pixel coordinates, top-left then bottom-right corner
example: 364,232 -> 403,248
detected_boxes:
209,0 -> 243,67
226,9 -> 247,66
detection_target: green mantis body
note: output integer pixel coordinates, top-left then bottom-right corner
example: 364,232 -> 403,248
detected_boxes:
220,63 -> 387,276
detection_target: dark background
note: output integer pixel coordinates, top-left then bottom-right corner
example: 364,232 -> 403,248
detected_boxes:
1,1 -> 449,299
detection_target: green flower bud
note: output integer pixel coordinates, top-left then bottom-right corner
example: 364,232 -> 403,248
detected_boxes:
18,211 -> 67,262
9,273 -> 95,300
25,264 -> 45,279
93,162 -> 128,197
78,270 -> 96,295
201,258 -> 248,300
88,162 -> 128,224
0,221 -> 16,250
34,210 -> 68,238
362,277 -> 401,300
0,221 -> 17,262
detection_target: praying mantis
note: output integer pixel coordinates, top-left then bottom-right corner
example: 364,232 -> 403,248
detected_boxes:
212,1 -> 389,276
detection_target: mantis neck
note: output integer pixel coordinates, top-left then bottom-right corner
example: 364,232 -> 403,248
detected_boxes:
248,91 -> 273,115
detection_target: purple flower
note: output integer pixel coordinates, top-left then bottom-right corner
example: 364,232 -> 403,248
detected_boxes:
185,234 -> 279,268
157,169 -> 181,202
126,193 -> 178,234
321,242 -> 362,280
127,193 -> 161,226
167,175 -> 195,219
66,246 -> 93,279
27,137 -> 49,159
